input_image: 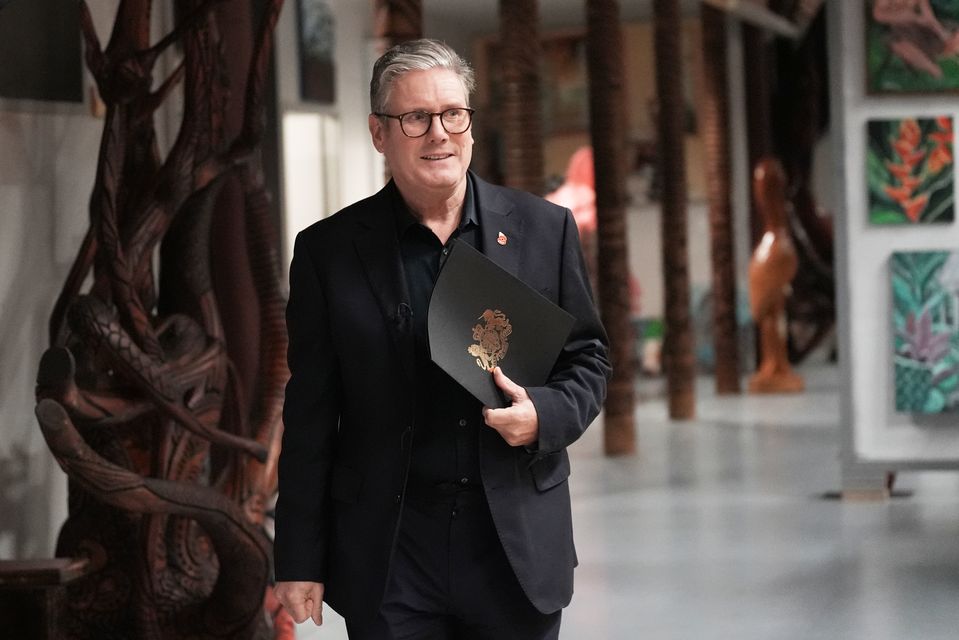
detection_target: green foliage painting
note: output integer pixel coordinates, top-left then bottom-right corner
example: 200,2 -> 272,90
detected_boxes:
867,0 -> 959,93
892,251 -> 959,412
868,117 -> 954,224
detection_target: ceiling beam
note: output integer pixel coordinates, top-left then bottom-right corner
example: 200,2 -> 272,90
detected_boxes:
700,0 -> 799,39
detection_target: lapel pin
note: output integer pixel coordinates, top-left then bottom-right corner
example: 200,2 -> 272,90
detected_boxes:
497,232 -> 508,246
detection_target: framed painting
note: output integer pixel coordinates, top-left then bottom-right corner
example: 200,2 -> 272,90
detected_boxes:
891,250 -> 959,413
478,32 -> 589,138
867,0 -> 959,93
867,116 -> 954,224
0,0 -> 82,103
297,0 -> 335,104
472,19 -> 705,196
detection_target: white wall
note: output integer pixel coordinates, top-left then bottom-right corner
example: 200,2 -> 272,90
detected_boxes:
625,200 -> 714,320
0,0 -> 121,559
832,1 -> 959,487
275,0 -> 384,269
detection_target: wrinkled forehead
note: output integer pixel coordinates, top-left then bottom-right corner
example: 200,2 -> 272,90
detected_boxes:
384,68 -> 470,111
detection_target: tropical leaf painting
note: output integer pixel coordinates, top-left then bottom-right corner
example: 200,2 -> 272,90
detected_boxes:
891,251 -> 959,412
868,117 -> 954,224
867,0 -> 959,93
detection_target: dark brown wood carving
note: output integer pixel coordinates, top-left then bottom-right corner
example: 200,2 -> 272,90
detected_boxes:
33,1 -> 291,638
771,7 -> 834,363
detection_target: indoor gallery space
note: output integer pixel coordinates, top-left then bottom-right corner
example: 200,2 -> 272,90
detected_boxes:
2,1 -> 959,639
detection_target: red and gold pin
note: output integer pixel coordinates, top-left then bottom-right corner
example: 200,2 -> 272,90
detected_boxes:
497,232 -> 508,246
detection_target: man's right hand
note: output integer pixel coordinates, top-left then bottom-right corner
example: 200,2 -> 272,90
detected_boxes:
274,581 -> 325,626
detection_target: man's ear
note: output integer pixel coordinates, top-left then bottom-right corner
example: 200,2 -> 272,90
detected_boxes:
369,114 -> 386,153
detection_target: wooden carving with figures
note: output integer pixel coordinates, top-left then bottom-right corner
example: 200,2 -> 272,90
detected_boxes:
32,1 -> 293,638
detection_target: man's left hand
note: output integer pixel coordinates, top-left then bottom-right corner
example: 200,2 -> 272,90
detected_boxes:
482,367 -> 539,447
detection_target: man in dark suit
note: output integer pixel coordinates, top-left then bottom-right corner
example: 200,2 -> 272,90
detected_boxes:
274,39 -> 610,639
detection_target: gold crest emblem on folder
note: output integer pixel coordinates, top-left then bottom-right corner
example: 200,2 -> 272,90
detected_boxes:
467,309 -> 512,371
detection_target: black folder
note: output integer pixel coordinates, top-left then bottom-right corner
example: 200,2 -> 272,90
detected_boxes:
428,240 -> 575,408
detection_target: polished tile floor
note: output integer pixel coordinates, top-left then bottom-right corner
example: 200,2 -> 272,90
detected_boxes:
297,365 -> 959,639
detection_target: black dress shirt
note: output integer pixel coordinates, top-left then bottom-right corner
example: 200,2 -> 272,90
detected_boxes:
393,176 -> 484,493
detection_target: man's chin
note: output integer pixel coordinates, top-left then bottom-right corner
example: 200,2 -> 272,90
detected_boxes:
417,169 -> 465,189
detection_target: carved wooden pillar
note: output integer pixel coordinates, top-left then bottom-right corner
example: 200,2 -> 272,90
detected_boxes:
212,0 -> 259,420
653,0 -> 695,419
771,6 -> 835,363
743,24 -> 774,250
585,0 -> 636,455
499,0 -> 544,194
701,5 -> 740,394
36,0 -> 290,636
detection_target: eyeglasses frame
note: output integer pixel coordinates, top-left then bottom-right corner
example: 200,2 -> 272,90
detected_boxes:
373,107 -> 476,138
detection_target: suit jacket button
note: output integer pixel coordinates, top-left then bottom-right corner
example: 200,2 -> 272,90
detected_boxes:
395,493 -> 402,503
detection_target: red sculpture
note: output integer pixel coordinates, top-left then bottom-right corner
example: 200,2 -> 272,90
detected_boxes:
748,158 -> 804,393
33,1 -> 292,637
545,146 -> 642,317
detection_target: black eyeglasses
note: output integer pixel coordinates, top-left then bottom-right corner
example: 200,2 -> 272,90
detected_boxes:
374,108 -> 475,138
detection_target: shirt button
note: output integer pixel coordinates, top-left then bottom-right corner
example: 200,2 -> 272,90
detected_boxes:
395,493 -> 402,503
458,418 -> 467,427
459,477 -> 469,485
442,247 -> 449,255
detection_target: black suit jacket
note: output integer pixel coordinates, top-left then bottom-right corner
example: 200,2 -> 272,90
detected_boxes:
275,172 -> 611,621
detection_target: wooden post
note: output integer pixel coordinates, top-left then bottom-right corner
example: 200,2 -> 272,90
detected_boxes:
701,6 -> 741,394
653,0 -> 696,419
499,0 -> 545,194
585,0 -> 637,454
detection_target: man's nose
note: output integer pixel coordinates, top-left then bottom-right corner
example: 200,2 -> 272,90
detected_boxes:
426,114 -> 448,140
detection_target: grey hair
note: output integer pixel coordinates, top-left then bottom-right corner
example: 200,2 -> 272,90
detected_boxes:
370,39 -> 475,114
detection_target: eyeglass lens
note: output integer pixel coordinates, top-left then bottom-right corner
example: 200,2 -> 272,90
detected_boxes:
400,109 -> 472,136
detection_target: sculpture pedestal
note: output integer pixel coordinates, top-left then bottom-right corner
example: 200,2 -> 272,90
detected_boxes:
747,370 -> 805,393
0,558 -> 91,640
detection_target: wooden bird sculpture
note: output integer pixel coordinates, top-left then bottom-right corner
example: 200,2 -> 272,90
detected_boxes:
748,157 -> 804,393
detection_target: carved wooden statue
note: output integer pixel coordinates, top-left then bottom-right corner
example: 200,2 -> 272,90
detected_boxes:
748,157 -> 804,393
32,1 -> 292,638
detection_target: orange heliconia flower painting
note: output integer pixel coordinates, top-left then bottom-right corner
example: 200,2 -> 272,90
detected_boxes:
869,116 -> 954,224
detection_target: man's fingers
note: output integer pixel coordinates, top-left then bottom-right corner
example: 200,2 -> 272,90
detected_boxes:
281,595 -> 311,624
274,581 -> 324,626
292,602 -> 312,625
491,366 -> 525,401
483,404 -> 515,427
310,583 -> 324,626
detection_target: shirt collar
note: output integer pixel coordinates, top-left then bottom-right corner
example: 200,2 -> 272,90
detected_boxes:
393,174 -> 479,238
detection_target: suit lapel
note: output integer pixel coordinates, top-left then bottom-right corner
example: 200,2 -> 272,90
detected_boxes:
353,184 -> 417,388
352,175 -> 524,391
474,174 -> 524,278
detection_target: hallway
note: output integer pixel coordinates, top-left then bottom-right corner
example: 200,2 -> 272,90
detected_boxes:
298,365 -> 959,639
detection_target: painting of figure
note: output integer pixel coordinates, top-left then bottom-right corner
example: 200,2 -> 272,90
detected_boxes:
868,117 -> 953,224
867,0 -> 959,93
297,0 -> 335,104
